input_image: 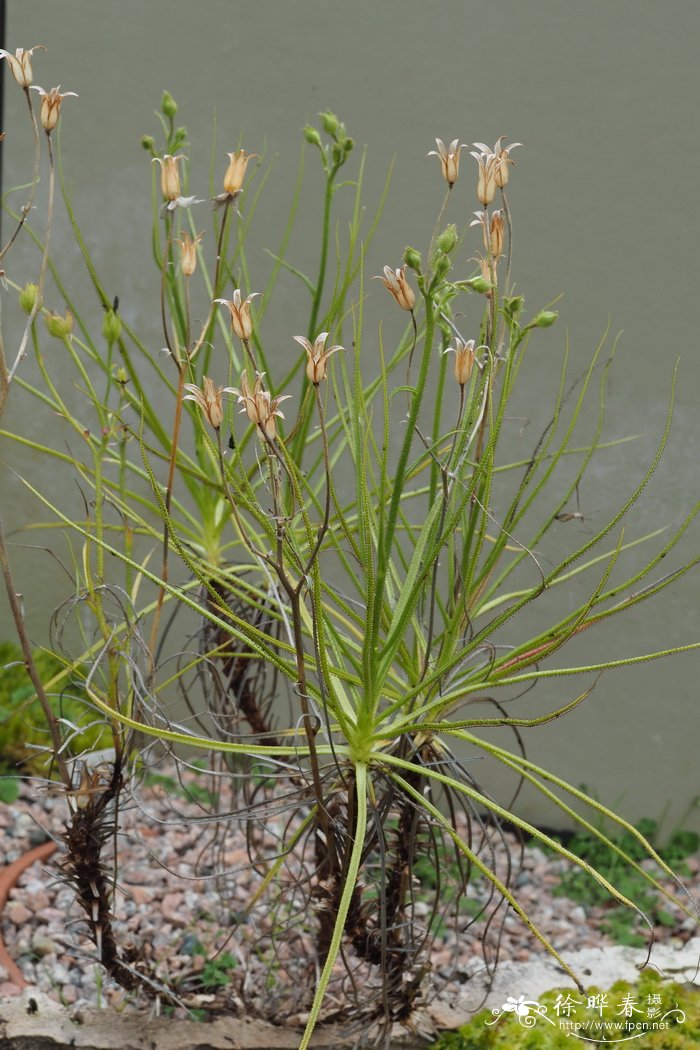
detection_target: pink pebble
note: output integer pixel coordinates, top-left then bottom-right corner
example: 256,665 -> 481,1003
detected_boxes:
161,893 -> 187,927
0,982 -> 23,997
128,885 -> 153,905
5,903 -> 33,925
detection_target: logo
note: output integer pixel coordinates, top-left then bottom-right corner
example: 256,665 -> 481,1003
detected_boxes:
485,990 -> 687,1044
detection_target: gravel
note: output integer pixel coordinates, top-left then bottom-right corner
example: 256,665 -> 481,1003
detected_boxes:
1,763 -> 698,1021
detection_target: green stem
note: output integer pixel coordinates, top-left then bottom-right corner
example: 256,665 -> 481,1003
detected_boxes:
371,296 -> 436,695
290,165 -> 338,466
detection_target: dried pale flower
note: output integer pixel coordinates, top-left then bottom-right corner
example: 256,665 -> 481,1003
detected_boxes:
443,338 -> 483,386
214,290 -> 261,341
235,371 -> 263,425
373,265 -> 416,312
293,332 -> 343,385
427,138 -> 465,188
0,46 -> 45,89
473,137 -> 522,188
183,375 -> 232,430
231,371 -> 292,441
223,149 -> 259,195
469,148 -> 499,207
489,210 -> 505,261
30,85 -> 78,132
176,230 -> 204,277
153,154 -> 185,202
471,209 -> 505,262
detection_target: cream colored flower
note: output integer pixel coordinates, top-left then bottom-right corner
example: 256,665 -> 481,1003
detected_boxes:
223,149 -> 259,195
428,138 -> 465,187
489,210 -> 505,261
373,265 -> 416,312
293,332 -> 343,384
0,46 -> 45,89
230,371 -> 291,441
443,338 -> 483,386
30,85 -> 77,132
473,137 -> 522,188
183,376 -> 232,430
471,209 -> 505,262
153,154 -> 185,202
176,230 -> 204,277
469,148 -> 499,207
215,290 -> 260,341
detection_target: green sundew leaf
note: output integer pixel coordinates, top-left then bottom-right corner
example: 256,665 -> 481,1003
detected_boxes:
487,526 -> 624,682
480,330 -> 615,611
399,366 -> 684,715
14,473 -> 298,684
378,496 -> 444,679
384,680 -> 595,741
297,589 -> 355,731
477,525 -> 671,615
448,729 -> 698,921
383,760 -> 587,992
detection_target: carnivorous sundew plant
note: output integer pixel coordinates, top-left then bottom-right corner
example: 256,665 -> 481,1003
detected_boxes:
0,52 -> 698,1049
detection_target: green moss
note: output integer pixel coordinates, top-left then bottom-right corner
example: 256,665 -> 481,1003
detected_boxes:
432,971 -> 700,1049
0,641 -> 107,775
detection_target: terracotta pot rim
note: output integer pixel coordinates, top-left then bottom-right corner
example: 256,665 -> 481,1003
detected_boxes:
0,839 -> 57,988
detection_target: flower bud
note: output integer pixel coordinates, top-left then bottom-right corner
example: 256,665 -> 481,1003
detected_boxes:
320,110 -> 341,138
503,295 -> 525,320
115,367 -> 129,385
103,307 -> 122,345
304,125 -> 322,148
45,309 -> 74,339
161,91 -> 178,119
140,134 -> 156,153
531,310 -> 558,328
467,275 -> 493,295
19,282 -> 39,314
436,225 -> 458,255
403,246 -> 422,272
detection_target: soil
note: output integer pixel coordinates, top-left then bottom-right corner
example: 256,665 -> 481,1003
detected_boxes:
0,762 -> 698,1043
